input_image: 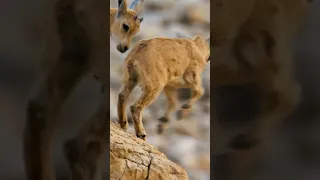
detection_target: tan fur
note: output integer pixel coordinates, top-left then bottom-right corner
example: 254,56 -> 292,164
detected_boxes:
110,7 -> 142,53
23,0 -> 144,180
117,36 -> 210,141
211,0 -> 310,179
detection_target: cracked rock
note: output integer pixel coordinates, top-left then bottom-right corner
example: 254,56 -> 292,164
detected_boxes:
110,120 -> 188,180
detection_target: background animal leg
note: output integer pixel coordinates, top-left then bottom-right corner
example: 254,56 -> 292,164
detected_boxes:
24,60 -> 86,180
63,97 -> 108,180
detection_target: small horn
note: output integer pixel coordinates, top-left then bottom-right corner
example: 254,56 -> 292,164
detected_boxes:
130,0 -> 145,14
118,0 -> 128,15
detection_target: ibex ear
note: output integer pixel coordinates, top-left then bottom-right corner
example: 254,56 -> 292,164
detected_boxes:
118,0 -> 127,15
130,0 -> 145,14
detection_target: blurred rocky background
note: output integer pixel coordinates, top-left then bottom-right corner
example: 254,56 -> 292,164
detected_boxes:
212,1 -> 320,180
0,0 -> 210,179
110,0 -> 210,180
0,0 -> 319,180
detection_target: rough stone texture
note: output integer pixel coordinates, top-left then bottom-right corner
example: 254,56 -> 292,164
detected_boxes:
110,120 -> 188,180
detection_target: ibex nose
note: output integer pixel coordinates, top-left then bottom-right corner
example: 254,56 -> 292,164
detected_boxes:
117,44 -> 128,53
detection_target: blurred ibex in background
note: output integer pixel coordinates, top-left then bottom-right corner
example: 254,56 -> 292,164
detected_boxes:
117,36 -> 210,141
23,0 -> 144,180
211,0 -> 311,179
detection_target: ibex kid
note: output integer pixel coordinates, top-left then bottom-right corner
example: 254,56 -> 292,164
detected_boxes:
117,36 -> 210,141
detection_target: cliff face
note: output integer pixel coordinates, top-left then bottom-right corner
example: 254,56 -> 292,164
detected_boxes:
110,120 -> 188,180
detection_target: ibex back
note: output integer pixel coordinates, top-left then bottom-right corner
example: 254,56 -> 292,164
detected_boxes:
117,36 -> 210,141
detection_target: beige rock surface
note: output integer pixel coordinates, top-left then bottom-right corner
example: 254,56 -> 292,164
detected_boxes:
110,120 -> 188,180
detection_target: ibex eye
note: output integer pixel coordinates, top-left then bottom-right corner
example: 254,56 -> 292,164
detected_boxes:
123,24 -> 129,32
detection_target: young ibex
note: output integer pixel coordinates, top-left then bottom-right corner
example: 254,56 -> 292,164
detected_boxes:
117,36 -> 210,141
23,0 -> 144,180
211,0 -> 311,179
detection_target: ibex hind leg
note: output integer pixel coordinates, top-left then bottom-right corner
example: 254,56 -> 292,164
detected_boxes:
117,76 -> 138,130
157,85 -> 178,134
64,98 -> 108,180
23,0 -> 89,177
177,74 -> 204,120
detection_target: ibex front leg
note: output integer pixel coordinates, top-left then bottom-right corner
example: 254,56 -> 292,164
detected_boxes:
22,1 -> 91,179
24,59 -> 87,180
228,70 -> 301,151
231,77 -> 301,150
227,60 -> 301,180
131,85 -> 163,141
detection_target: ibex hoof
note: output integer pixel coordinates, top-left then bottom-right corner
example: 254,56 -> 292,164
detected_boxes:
118,120 -> 128,131
176,109 -> 191,120
228,134 -> 260,150
136,133 -> 147,141
181,104 -> 191,109
158,116 -> 169,123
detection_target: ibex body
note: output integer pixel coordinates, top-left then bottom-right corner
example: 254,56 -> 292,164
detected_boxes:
117,36 -> 210,141
23,0 -> 144,180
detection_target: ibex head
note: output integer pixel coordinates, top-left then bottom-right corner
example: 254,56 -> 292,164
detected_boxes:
111,0 -> 145,53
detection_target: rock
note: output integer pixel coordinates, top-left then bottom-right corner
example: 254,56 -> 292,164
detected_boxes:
110,120 -> 188,180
